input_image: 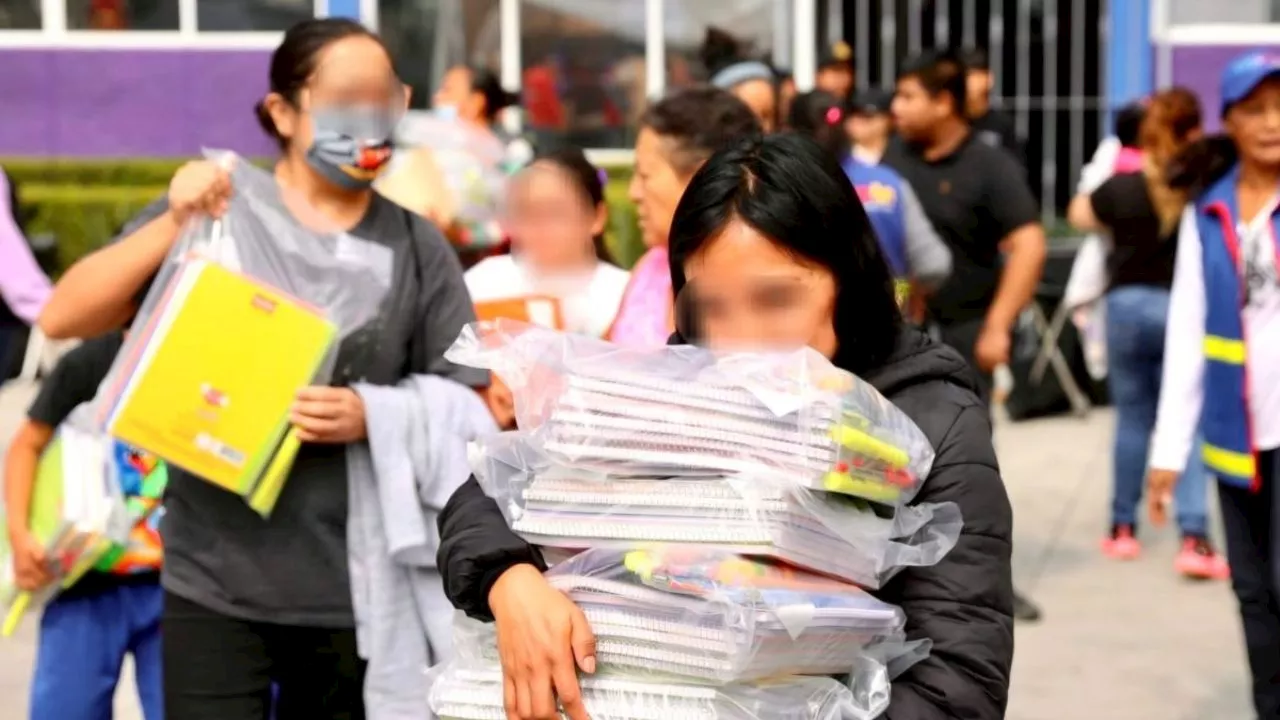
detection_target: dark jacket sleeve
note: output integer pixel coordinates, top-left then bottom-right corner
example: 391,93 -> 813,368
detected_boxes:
437,475 -> 546,621
880,398 -> 1015,720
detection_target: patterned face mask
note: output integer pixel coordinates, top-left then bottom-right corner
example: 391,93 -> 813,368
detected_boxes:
305,105 -> 399,190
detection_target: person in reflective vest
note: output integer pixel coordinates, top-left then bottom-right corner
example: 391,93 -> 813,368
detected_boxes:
1150,50 -> 1280,718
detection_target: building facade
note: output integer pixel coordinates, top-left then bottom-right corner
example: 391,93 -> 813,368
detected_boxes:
0,0 -> 1271,208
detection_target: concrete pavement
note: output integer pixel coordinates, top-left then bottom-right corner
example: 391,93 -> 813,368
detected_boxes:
0,399 -> 1256,719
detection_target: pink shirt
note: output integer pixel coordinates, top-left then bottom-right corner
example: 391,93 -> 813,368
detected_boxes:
0,171 -> 51,324
607,246 -> 672,347
1113,147 -> 1144,174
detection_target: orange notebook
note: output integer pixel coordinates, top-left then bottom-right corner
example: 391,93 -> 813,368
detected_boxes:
474,296 -> 564,329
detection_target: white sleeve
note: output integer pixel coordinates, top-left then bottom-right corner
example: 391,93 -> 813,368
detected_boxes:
1150,207 -> 1208,472
1077,137 -> 1120,194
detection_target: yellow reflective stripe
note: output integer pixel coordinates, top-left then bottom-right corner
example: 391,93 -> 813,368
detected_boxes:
1204,335 -> 1246,364
1202,443 -> 1256,478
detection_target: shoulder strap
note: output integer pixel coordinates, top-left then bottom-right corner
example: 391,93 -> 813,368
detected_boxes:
18,327 -> 46,382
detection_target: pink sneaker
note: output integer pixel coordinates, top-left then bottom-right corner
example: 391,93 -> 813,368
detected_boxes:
1174,537 -> 1231,580
1101,525 -> 1142,560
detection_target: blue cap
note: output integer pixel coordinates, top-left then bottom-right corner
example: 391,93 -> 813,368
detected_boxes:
1221,50 -> 1280,114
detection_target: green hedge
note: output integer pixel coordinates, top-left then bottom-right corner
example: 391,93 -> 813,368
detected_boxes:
8,159 -> 644,274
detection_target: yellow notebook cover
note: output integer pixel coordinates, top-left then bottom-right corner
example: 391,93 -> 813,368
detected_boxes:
108,260 -> 337,494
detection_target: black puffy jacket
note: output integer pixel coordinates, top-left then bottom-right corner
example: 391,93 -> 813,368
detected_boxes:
437,328 -> 1014,719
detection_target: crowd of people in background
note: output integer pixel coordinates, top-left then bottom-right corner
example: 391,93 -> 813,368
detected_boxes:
0,14 -> 1276,720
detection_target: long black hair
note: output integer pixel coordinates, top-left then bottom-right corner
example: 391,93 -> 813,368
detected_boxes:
1167,135 -> 1238,198
669,133 -> 901,376
254,18 -> 390,148
465,66 -> 519,122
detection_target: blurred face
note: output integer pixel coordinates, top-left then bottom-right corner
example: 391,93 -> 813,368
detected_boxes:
433,66 -> 486,123
846,113 -> 892,148
779,78 -> 798,126
630,128 -> 691,248
816,66 -> 854,100
892,76 -> 949,142
681,218 -> 838,358
263,35 -> 407,180
965,69 -> 992,115
507,162 -> 606,270
1225,77 -> 1280,169
733,79 -> 777,133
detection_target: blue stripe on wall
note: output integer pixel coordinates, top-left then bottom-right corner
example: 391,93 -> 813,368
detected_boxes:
1106,0 -> 1154,127
328,0 -> 360,19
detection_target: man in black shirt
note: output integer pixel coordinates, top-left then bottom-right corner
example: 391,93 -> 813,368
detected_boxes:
960,48 -> 1024,166
884,49 -> 1049,623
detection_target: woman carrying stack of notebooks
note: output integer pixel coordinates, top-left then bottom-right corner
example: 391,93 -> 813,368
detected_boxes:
37,18 -> 485,720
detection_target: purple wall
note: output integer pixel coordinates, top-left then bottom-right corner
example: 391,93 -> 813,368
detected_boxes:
0,49 -> 275,158
1169,43 -> 1280,132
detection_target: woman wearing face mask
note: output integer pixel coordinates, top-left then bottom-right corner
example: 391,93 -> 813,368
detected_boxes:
1147,51 -> 1280,718
700,27 -> 778,133
466,146 -> 628,339
38,19 -> 485,720
437,134 -> 1015,720
607,86 -> 762,347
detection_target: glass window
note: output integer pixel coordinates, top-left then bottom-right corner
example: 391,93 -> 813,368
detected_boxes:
521,0 -> 648,149
666,0 -> 791,87
0,0 -> 40,29
378,0 -> 501,111
65,0 -> 178,30
1169,0 -> 1278,24
197,0 -> 315,32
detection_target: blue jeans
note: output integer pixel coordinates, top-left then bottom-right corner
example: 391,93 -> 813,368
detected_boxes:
1106,286 -> 1209,537
30,580 -> 164,720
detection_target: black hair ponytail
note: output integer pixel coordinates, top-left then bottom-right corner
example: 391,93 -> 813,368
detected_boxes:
1167,134 -> 1238,198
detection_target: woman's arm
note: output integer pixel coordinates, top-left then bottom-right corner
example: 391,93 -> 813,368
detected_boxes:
1066,192 -> 1102,231
1150,208 -> 1207,473
0,172 -> 52,325
881,404 -> 1014,720
38,204 -> 178,339
437,476 -> 545,620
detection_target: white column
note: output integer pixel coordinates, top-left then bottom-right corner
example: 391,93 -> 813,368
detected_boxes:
360,0 -> 379,30
645,0 -> 665,99
177,0 -> 196,36
793,0 -> 817,91
499,0 -> 521,92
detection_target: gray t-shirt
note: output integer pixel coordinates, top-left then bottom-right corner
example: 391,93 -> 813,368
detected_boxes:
120,194 -> 486,627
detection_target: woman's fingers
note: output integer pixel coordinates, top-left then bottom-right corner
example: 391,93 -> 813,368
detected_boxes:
513,672 -> 534,720
503,675 -> 519,720
291,398 -> 344,420
552,656 -> 589,720
528,666 -> 559,719
568,606 -> 597,674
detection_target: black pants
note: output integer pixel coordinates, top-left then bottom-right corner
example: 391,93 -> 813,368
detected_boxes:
1217,450 -> 1280,719
937,318 -> 993,404
163,592 -> 366,720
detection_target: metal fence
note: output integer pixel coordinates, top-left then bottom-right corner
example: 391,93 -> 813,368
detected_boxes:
839,0 -> 1119,222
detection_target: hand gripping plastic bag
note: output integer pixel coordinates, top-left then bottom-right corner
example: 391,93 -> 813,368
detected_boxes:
455,546 -> 918,686
447,320 -> 937,506
428,657 -> 879,720
469,431 -> 960,589
93,151 -> 394,516
0,405 -> 128,635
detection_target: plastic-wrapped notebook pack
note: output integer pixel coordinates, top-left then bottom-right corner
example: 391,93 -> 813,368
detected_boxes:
429,662 -> 868,720
91,152 -> 394,517
0,413 -> 127,635
457,548 -> 910,685
446,320 -> 936,506
471,433 -> 961,590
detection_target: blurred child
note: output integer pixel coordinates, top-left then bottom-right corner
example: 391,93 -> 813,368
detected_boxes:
4,331 -> 164,719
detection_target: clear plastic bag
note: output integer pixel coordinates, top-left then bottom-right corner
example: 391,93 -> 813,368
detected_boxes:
428,658 -> 879,720
0,406 -> 128,635
447,320 -> 936,506
456,547 -> 912,684
92,151 -> 395,515
470,431 -> 961,589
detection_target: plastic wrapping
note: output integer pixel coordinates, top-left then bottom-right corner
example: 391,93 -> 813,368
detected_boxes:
391,110 -> 513,251
470,431 -> 960,589
447,321 -> 935,506
0,406 -> 128,635
458,546 -> 911,684
93,152 -> 395,515
428,659 -> 879,720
